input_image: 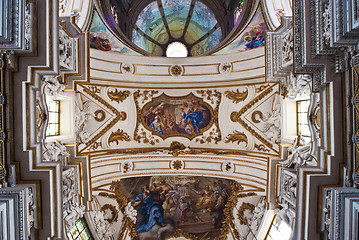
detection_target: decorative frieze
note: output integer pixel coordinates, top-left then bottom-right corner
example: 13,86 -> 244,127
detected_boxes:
42,75 -> 65,97
43,141 -> 70,162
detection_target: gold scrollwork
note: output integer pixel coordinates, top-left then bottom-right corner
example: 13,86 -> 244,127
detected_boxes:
78,85 -> 128,153
237,202 -> 255,225
133,128 -> 160,145
255,84 -> 270,93
224,88 -> 248,103
134,90 -> 159,104
89,141 -> 102,151
196,89 -> 221,104
254,144 -> 270,152
251,110 -> 264,123
230,84 -> 276,151
100,204 -> 119,223
94,109 -> 106,122
108,129 -> 131,145
224,131 -> 248,145
107,89 -> 130,103
195,128 -> 221,144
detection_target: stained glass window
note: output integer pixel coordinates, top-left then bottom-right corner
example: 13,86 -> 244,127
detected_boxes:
67,218 -> 93,240
234,0 -> 244,25
265,216 -> 292,240
297,100 -> 310,138
111,5 -> 119,24
46,100 -> 60,136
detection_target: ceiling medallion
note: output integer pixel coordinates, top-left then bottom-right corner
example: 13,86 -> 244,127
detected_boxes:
219,62 -> 232,74
222,160 -> 235,173
171,159 -> 184,170
169,65 -> 183,76
121,63 -> 134,74
121,161 -> 133,173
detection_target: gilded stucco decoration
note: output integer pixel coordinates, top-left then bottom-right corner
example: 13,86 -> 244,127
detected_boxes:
76,84 -> 129,153
227,83 -> 280,154
224,89 -> 248,103
121,63 -> 134,74
170,65 -> 184,76
75,83 -> 279,155
219,62 -> 232,74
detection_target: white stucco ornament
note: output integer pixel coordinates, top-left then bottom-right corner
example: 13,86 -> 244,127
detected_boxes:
124,201 -> 137,224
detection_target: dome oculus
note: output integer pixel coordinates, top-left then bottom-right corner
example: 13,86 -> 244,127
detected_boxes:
132,0 -> 222,56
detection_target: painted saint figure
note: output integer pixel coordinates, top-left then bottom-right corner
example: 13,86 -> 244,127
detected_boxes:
133,186 -> 165,233
181,101 -> 205,134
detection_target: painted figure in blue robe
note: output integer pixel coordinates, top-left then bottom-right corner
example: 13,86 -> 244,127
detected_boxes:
244,28 -> 264,49
181,101 -> 205,134
149,116 -> 164,134
133,186 -> 165,233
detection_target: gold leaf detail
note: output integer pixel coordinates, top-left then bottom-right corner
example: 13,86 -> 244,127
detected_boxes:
170,65 -> 182,76
172,160 -> 183,170
254,144 -> 270,152
108,129 -> 131,145
100,204 -> 119,222
251,110 -> 264,123
255,84 -> 270,93
107,89 -> 130,103
224,88 -> 248,103
195,128 -> 221,144
225,131 -> 248,145
169,141 -> 186,151
237,202 -> 255,225
133,128 -> 159,145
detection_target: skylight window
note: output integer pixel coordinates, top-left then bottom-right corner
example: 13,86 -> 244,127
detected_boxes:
166,42 -> 188,57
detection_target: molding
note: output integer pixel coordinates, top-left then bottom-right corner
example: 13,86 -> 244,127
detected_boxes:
323,187 -> 359,240
0,185 -> 34,239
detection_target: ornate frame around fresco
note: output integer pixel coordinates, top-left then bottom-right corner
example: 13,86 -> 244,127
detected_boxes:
98,178 -> 256,240
134,90 -> 222,144
138,92 -> 217,140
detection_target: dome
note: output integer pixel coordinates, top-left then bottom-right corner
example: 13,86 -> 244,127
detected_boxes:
95,0 -> 255,56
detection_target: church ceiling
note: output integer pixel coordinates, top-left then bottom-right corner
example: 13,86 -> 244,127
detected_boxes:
90,1 -> 265,56
75,83 -> 280,155
90,175 -> 266,239
17,0 -> 293,238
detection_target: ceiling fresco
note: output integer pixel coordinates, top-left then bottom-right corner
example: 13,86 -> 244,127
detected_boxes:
89,11 -> 141,55
90,175 -> 266,240
214,7 -> 267,55
75,83 -> 280,155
